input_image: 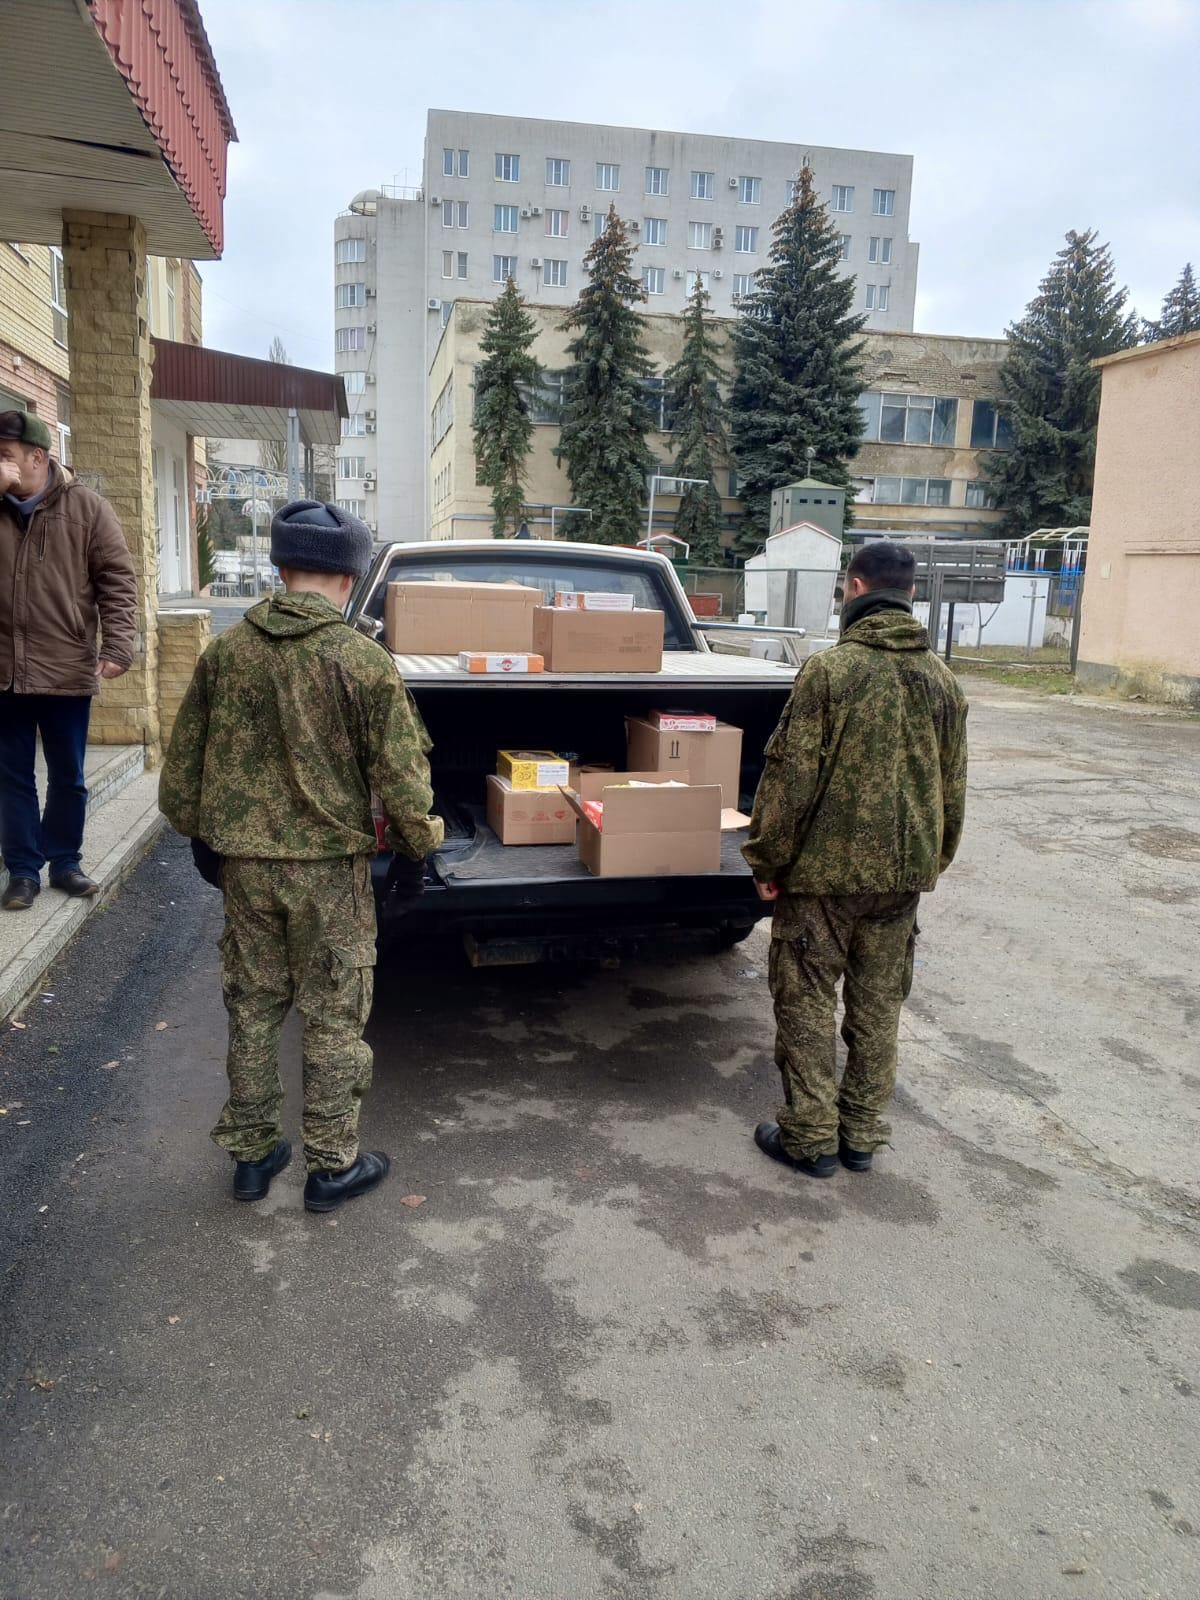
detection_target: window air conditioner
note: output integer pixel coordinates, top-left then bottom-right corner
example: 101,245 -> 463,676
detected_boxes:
728,177 -> 739,188
520,207 -> 532,219
366,287 -> 376,298
579,205 -> 591,221
712,269 -> 724,279
365,410 -> 377,421
427,298 -> 441,311
531,206 -> 543,217
529,258 -> 542,268
365,422 -> 376,433
364,470 -> 375,479
365,373 -> 376,385
366,322 -> 377,333
629,220 -> 641,231
672,268 -> 684,279
364,480 -> 376,492
430,196 -> 442,207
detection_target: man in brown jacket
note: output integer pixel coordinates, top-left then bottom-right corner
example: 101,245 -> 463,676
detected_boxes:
0,411 -> 137,910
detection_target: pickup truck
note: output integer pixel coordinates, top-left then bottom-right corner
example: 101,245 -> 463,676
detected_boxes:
348,540 -> 800,964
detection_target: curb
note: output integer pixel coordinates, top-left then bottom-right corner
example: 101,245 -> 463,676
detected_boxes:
0,793 -> 166,1024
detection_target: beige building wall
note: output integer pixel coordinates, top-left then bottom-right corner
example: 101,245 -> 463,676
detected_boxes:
0,241 -> 70,442
429,302 -> 1007,547
1077,331 -> 1200,705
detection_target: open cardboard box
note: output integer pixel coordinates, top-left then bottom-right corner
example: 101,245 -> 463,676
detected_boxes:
625,716 -> 743,808
560,770 -> 722,878
387,580 -> 541,654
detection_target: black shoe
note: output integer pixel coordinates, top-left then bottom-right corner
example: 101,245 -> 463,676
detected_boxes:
304,1151 -> 391,1214
754,1121 -> 838,1179
839,1138 -> 873,1173
51,868 -> 99,898
233,1138 -> 292,1201
2,877 -> 40,911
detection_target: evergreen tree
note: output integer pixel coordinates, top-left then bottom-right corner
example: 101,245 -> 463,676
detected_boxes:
473,278 -> 542,535
1142,262 -> 1200,342
556,206 -> 654,545
990,229 -> 1138,535
727,164 -> 866,557
663,277 -> 730,566
260,338 -> 291,483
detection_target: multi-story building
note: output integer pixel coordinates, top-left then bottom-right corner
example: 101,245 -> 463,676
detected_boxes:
333,109 -> 920,541
424,302 -> 1008,548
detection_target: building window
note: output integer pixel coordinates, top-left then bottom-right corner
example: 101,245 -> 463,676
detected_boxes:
543,258 -> 568,288
734,225 -> 758,253
738,176 -> 761,204
877,284 -> 890,312
685,270 -> 711,294
49,247 -> 68,346
335,327 -> 366,353
335,237 -> 366,265
965,481 -> 996,508
596,162 -> 621,191
641,376 -> 676,432
644,266 -> 665,295
526,370 -> 567,424
495,153 -> 520,182
691,171 -> 714,200
54,387 -> 71,466
441,301 -> 452,329
335,282 -> 367,308
594,211 -> 608,239
443,199 -> 468,229
838,234 -> 852,261
645,165 -> 669,196
868,236 -> 893,265
337,498 -> 366,518
865,284 -> 876,310
494,204 -> 519,233
546,208 -> 569,238
728,469 -> 740,497
165,261 -> 180,340
431,377 -> 454,447
688,221 -> 713,250
337,456 -> 365,479
493,254 -> 518,282
546,157 -> 570,186
831,185 -> 854,213
867,475 -> 950,507
459,149 -> 470,177
342,371 -> 366,394
342,415 -> 366,436
732,272 -> 755,297
457,251 -> 468,279
441,251 -> 454,279
873,188 -> 896,216
643,217 -> 667,246
443,148 -> 455,178
874,392 -> 958,446
970,400 -> 1015,450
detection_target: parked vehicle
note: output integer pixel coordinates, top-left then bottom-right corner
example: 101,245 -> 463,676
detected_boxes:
348,541 -> 798,964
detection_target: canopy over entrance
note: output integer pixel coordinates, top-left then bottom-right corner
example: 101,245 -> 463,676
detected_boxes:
151,339 -> 347,449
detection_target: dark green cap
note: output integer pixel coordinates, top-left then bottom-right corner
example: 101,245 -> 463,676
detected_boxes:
0,410 -> 53,452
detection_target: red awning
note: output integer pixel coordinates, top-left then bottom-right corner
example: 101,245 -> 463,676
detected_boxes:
151,340 -> 347,448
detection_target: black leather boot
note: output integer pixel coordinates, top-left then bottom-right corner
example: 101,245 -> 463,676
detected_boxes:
2,877 -> 40,911
233,1138 -> 292,1201
304,1151 -> 391,1214
51,868 -> 99,898
839,1138 -> 874,1173
754,1121 -> 838,1179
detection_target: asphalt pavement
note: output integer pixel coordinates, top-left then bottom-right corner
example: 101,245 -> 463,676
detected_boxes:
2,677 -> 1198,1600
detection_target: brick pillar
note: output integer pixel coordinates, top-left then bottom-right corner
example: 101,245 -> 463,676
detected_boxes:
157,609 -> 212,748
60,211 -> 161,759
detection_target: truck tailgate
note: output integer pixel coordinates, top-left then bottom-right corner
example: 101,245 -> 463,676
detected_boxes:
392,650 -> 797,689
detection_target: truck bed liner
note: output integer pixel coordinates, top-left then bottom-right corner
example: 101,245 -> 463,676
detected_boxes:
436,812 -> 753,885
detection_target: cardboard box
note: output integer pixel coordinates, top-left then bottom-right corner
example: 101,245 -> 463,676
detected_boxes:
497,749 -> 570,789
533,606 -> 665,673
625,718 -> 744,808
649,709 -> 717,732
486,776 -> 577,845
553,591 -> 636,611
562,770 -> 722,878
567,760 -> 614,791
457,651 -> 544,674
386,581 -> 540,654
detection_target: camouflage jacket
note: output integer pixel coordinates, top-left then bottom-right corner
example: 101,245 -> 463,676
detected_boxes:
159,592 -> 444,862
743,607 -> 968,895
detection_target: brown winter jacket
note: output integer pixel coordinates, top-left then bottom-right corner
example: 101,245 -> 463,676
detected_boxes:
0,461 -> 137,696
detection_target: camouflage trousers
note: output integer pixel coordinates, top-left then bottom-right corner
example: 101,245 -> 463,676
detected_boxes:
212,856 -> 377,1174
768,892 -> 920,1160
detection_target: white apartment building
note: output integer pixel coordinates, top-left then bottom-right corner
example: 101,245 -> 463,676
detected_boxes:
333,109 -> 920,541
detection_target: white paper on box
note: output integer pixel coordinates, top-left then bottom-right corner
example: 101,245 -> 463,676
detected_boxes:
554,591 -> 636,611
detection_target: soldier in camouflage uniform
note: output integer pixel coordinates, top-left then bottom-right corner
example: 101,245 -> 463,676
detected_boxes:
743,540 -> 967,1179
159,502 -> 443,1212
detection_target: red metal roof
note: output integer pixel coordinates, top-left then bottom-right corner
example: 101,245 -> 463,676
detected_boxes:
151,338 -> 348,448
88,0 -> 237,254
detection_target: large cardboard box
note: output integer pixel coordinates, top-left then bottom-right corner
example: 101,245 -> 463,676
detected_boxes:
386,581 -> 540,654
486,775 -> 577,845
625,717 -> 743,808
532,606 -> 664,673
562,770 -> 722,878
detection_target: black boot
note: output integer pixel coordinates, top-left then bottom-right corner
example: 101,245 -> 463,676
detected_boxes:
839,1138 -> 873,1173
233,1138 -> 292,1201
304,1151 -> 391,1214
51,868 -> 99,898
754,1121 -> 838,1179
2,877 -> 40,911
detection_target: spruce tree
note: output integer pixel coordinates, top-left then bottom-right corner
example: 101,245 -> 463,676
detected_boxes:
556,206 -> 654,545
728,164 -> 866,557
473,278 -> 542,536
989,229 -> 1137,534
1143,263 -> 1200,342
663,277 -> 729,566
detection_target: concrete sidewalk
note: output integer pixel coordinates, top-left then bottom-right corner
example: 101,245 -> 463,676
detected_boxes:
0,745 -> 164,1021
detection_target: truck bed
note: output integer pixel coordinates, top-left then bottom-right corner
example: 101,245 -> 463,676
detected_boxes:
391,650 -> 798,689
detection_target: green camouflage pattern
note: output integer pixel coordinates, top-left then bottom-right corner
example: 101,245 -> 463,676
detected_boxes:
159,591 -> 444,862
212,855 -> 377,1173
743,609 -> 968,895
770,891 -> 919,1158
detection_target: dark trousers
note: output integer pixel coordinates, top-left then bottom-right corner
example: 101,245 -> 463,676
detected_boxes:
0,692 -> 92,881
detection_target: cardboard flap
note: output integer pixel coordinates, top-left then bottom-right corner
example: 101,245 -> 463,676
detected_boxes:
600,780 -> 722,836
559,787 -> 590,824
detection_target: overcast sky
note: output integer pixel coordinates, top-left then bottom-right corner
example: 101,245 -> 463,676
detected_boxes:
196,0 -> 1200,371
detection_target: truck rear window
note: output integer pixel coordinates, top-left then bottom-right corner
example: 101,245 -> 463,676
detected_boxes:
366,552 -> 694,650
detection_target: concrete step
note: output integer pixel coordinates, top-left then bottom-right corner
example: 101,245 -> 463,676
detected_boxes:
0,768 -> 165,1022
31,743 -> 146,819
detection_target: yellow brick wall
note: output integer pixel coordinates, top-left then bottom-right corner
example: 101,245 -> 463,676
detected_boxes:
0,242 -> 70,384
157,610 -> 212,749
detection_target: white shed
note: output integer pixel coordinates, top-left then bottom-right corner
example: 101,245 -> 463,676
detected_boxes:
744,521 -> 842,636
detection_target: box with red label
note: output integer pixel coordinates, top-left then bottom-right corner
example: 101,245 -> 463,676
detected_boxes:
625,717 -> 743,807
560,770 -> 721,878
648,709 -> 718,732
486,775 -> 577,845
457,651 -> 544,674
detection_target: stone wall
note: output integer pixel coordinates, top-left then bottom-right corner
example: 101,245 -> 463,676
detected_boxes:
157,610 -> 211,748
